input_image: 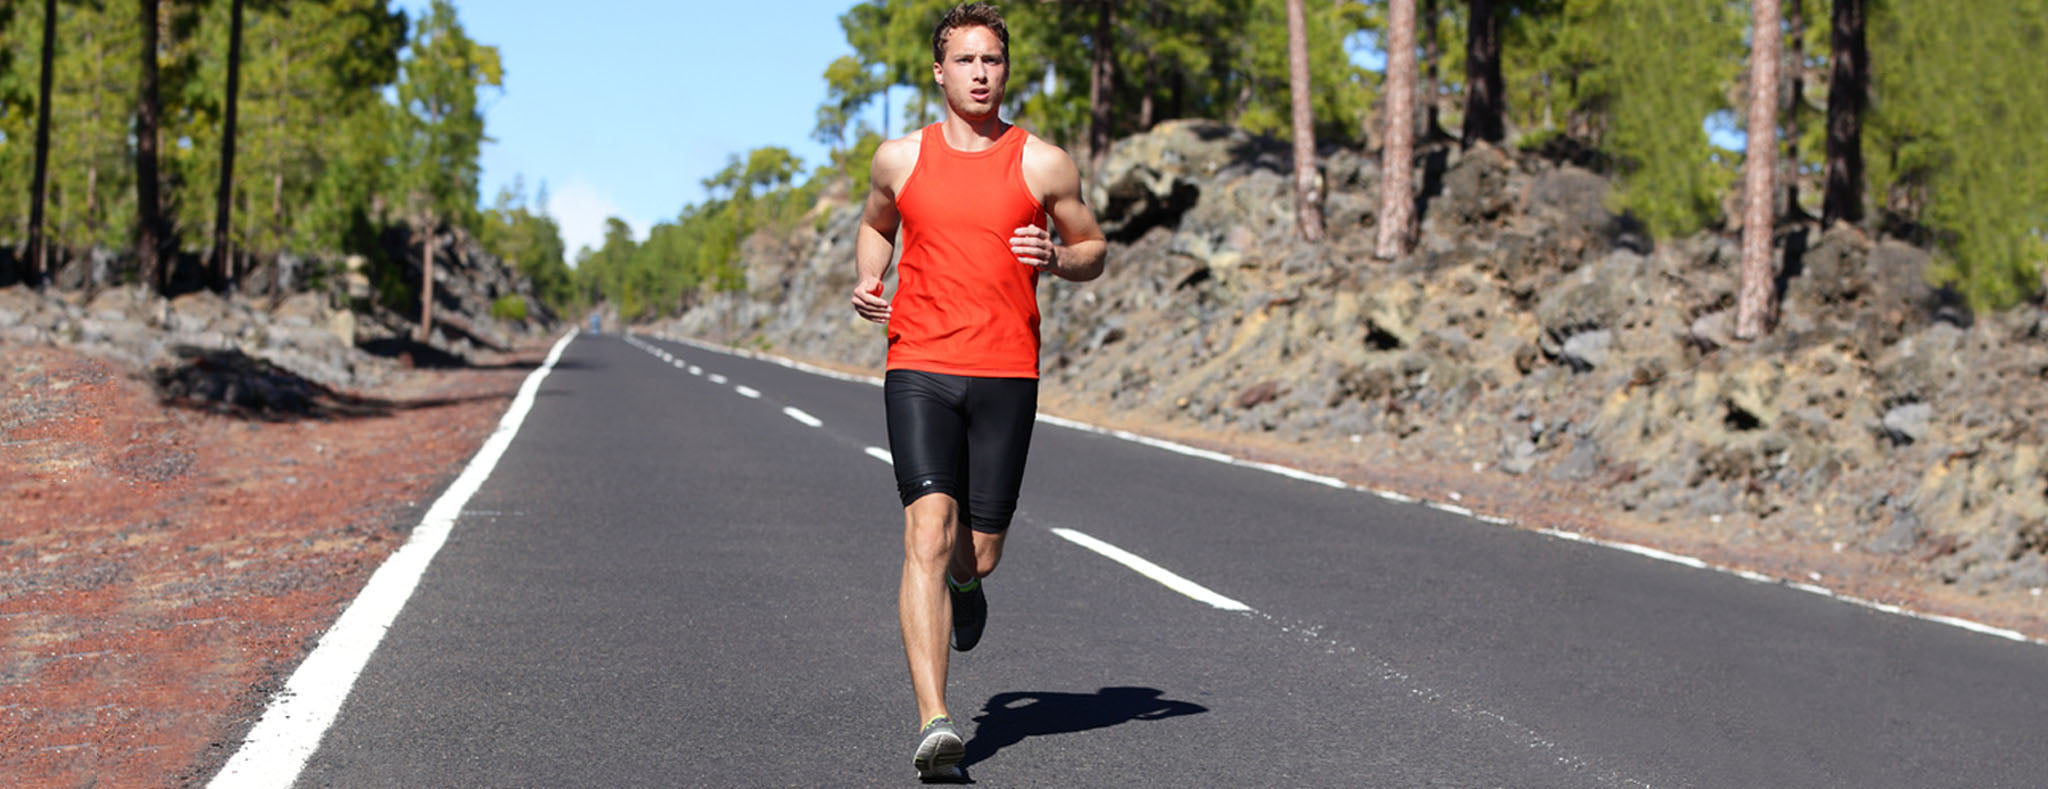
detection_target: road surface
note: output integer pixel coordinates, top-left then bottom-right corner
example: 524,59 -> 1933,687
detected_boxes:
270,331 -> 2048,786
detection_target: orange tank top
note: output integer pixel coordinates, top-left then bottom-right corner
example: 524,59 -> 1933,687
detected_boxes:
887,123 -> 1044,378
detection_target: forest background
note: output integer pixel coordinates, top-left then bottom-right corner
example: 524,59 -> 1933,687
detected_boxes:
0,0 -> 2043,329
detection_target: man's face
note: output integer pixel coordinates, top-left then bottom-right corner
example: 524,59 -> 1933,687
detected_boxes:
933,25 -> 1008,121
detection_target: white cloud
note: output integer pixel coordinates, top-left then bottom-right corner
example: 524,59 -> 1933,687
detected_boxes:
546,180 -> 644,266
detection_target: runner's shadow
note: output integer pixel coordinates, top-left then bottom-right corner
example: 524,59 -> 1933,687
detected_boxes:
962,686 -> 1208,769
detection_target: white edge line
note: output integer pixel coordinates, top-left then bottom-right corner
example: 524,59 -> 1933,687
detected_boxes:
1534,527 -> 2042,645
734,385 -> 761,399
865,446 -> 894,464
641,331 -> 2048,648
1426,502 -> 1477,518
782,406 -> 823,428
1051,527 -> 1252,612
210,330 -> 578,788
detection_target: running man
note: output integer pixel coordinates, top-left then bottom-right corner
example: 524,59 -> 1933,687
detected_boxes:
848,2 -> 1107,779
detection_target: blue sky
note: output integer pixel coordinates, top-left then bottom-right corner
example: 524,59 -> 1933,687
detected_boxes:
419,1 -> 871,261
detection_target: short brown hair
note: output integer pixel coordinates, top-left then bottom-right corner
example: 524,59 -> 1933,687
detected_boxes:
932,3 -> 1009,64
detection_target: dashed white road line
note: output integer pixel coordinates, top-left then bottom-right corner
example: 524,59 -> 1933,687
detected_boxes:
782,407 -> 823,428
734,386 -> 761,399
707,373 -> 728,385
647,330 -> 2047,648
865,446 -> 894,464
688,366 -> 702,376
209,330 -> 579,789
1051,527 -> 1253,612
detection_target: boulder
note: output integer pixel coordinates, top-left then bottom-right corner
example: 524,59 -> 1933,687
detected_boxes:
1092,120 -> 1286,239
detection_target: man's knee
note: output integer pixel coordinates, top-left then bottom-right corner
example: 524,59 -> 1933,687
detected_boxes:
903,494 -> 957,564
971,533 -> 1007,578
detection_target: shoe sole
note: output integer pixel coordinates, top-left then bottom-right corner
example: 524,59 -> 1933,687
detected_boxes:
913,730 -> 964,779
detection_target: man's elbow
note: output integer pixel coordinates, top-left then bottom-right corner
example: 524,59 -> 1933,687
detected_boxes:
1066,245 -> 1107,281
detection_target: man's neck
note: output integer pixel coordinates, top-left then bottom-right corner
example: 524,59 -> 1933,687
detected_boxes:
939,111 -> 1009,153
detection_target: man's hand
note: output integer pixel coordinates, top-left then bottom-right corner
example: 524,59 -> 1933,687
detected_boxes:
1011,224 -> 1057,273
851,277 -> 890,324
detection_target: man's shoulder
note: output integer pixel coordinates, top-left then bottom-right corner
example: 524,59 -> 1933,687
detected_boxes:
1019,132 -> 1080,196
875,131 -> 924,163
1019,131 -> 1075,168
871,130 -> 927,189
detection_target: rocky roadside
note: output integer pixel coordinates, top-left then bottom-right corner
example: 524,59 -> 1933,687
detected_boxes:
652,119 -> 2048,640
1,282 -> 558,786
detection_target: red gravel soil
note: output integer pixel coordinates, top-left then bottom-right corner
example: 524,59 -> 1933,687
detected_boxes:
1,338 -> 555,787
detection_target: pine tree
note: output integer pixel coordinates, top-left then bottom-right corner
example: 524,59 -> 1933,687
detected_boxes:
136,0 -> 166,290
1087,0 -> 1113,182
1286,0 -> 1322,242
1869,0 -> 2048,308
26,0 -> 56,285
1377,0 -> 1417,259
210,0 -> 243,288
394,0 -> 500,341
1821,0 -> 1864,228
1462,0 -> 1505,145
1573,0 -> 1742,238
1737,0 -> 1783,340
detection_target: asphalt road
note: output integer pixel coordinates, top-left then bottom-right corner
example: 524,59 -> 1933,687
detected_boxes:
292,331 -> 2048,787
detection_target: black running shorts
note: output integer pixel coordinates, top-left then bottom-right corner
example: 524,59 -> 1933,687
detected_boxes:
883,369 -> 1038,533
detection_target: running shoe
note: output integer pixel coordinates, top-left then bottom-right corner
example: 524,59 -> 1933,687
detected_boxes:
912,715 -> 965,780
949,577 -> 986,652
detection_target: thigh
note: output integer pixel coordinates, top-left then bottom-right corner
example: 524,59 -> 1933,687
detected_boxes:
961,377 -> 1038,533
884,370 -> 968,507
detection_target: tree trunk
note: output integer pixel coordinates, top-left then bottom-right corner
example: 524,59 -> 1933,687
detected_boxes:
1138,56 -> 1156,130
1377,0 -> 1417,259
1782,0 -> 1806,219
1087,0 -> 1114,184
1822,0 -> 1866,228
27,0 -> 58,288
416,224 -> 435,343
213,0 -> 244,290
1421,0 -> 1446,140
1737,0 -> 1783,341
1461,0 -> 1505,146
1286,0 -> 1323,242
271,170 -> 284,295
137,0 -> 166,291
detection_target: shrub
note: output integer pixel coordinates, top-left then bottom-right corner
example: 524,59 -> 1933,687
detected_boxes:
490,295 -> 529,322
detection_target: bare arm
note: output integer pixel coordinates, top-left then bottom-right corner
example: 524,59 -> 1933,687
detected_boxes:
851,137 -> 918,324
1011,137 -> 1107,282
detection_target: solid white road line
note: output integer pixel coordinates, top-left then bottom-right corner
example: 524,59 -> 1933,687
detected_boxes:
1533,527 -> 2038,644
783,407 -> 822,428
210,330 -> 578,789
865,446 -> 894,464
1051,527 -> 1253,612
735,386 -> 761,399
